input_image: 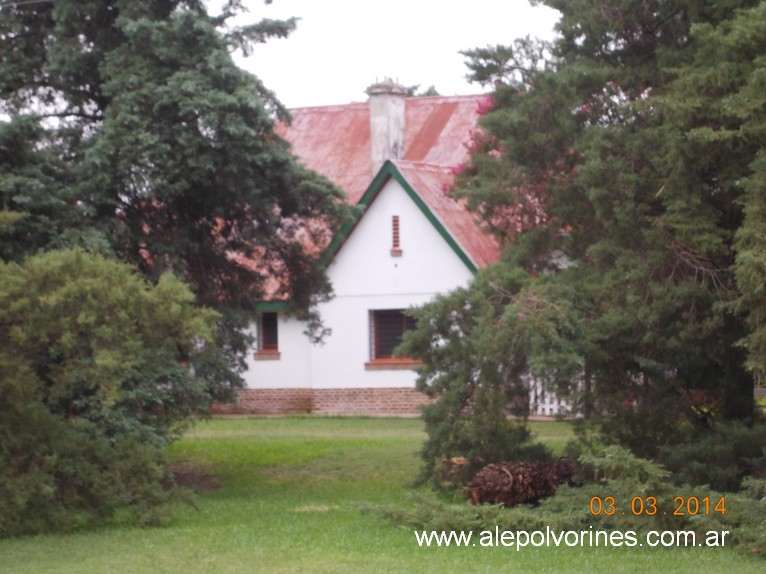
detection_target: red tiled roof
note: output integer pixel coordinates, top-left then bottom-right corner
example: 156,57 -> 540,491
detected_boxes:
276,102 -> 372,204
277,93 -> 501,269
393,161 -> 501,268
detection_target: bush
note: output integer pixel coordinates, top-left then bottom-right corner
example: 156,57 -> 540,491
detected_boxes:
419,383 -> 552,484
658,420 -> 766,492
0,249 -> 219,536
399,267 -> 581,483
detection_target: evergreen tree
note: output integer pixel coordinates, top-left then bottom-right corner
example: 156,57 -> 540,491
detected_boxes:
0,249 -> 219,535
0,1 -> 351,532
406,0 -> 765,476
0,0 -> 348,392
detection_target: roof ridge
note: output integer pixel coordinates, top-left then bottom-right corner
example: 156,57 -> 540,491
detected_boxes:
392,159 -> 454,172
287,101 -> 369,113
406,93 -> 486,102
287,93 -> 487,113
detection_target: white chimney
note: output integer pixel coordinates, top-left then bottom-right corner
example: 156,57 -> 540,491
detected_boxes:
366,79 -> 408,176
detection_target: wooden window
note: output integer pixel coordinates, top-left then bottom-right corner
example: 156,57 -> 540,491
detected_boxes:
370,309 -> 416,359
255,312 -> 280,360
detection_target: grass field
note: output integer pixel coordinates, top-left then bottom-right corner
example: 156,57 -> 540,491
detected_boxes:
0,417 -> 763,573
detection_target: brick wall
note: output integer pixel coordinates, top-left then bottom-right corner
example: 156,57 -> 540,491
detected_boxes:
211,387 -> 433,417
312,387 -> 432,416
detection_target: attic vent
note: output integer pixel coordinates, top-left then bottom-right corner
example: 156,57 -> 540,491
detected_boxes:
391,215 -> 402,257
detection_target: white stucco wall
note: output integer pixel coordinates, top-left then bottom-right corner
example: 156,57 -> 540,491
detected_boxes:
243,316 -> 311,388
314,177 -> 473,389
330,179 -> 474,298
243,176 -> 475,390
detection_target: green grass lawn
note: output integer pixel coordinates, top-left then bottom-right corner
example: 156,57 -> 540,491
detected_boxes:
0,417 -> 763,573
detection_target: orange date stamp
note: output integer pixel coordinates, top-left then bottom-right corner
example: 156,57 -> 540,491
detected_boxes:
589,495 -> 726,517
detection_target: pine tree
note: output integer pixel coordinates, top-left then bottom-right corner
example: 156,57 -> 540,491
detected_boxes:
0,0 -> 348,392
406,0 -> 765,476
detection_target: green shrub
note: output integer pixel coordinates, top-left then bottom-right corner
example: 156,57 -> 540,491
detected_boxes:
419,383 -> 552,484
0,249 -> 218,536
658,420 -> 766,492
399,267 -> 582,483
683,478 -> 766,557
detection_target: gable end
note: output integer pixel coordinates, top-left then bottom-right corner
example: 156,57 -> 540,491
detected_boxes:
321,161 -> 478,273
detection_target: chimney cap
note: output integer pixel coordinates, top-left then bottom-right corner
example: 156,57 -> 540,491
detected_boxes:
366,78 -> 409,97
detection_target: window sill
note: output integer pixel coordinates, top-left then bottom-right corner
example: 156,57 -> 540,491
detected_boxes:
254,350 -> 281,361
365,358 -> 422,371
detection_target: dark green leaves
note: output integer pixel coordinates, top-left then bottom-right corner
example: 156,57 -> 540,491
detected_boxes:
411,0 -> 764,474
0,249 -> 219,535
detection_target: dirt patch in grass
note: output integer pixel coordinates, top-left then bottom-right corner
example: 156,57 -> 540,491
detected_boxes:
166,462 -> 221,493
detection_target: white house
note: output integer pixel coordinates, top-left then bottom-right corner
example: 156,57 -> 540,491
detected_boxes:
226,81 -> 565,416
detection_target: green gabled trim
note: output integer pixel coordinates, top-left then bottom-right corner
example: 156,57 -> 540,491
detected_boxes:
269,161 -> 478,308
387,163 -> 478,274
320,160 -> 478,273
255,300 -> 293,312
318,163 -> 392,267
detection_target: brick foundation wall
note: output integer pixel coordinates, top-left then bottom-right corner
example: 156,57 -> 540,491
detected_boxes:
211,387 -> 433,417
312,387 -> 433,416
211,388 -> 313,415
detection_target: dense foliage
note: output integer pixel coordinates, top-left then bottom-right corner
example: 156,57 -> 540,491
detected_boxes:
0,249 -> 218,535
0,1 -> 349,533
403,0 -> 766,480
0,0 -> 348,389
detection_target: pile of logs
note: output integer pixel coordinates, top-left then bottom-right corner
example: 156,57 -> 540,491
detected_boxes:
464,458 -> 578,507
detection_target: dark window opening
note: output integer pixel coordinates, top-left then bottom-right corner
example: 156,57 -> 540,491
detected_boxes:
260,312 -> 279,351
371,309 -> 416,359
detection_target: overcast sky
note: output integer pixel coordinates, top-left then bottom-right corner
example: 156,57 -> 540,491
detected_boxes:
222,1 -> 561,108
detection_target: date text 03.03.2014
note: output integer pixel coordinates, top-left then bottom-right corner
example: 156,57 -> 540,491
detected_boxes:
589,495 -> 726,517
